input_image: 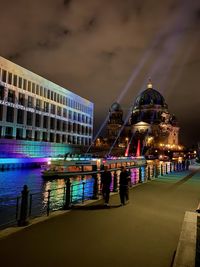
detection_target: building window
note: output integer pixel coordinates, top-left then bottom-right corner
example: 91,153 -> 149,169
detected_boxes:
16,128 -> 23,139
18,77 -> 22,88
51,91 -> 54,101
57,106 -> 62,116
18,93 -> 25,106
8,89 -> 15,103
50,133 -> 54,142
27,112 -> 33,125
28,96 -> 33,107
5,127 -> 13,138
23,79 -> 27,90
43,116 -> 48,129
35,114 -> 41,127
57,120 -> 61,131
34,131 -> 40,141
47,90 -> 50,99
13,75 -> 18,87
63,122 -> 67,131
2,69 -> 7,83
36,84 -> 40,95
44,102 -> 49,113
54,92 -> 57,102
40,86 -> 43,96
63,108 -> 67,118
50,118 -> 55,129
6,106 -> 14,122
0,85 -> 4,100
69,110 -> 72,120
17,109 -> 24,124
42,132 -> 48,142
36,99 -> 41,111
56,134 -> 60,143
28,81 -> 31,92
62,135 -> 66,143
32,83 -> 35,94
8,72 -> 12,84
26,130 -> 32,140
51,104 -> 56,114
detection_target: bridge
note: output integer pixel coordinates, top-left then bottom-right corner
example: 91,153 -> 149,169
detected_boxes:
0,165 -> 200,267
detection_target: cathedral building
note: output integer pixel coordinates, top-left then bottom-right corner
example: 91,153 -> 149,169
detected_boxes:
99,81 -> 181,156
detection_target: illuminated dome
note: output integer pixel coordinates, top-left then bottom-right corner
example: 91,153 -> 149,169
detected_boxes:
134,81 -> 166,108
110,102 -> 122,111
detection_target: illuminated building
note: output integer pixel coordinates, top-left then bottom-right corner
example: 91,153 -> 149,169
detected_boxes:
0,56 -> 93,160
102,80 -> 180,156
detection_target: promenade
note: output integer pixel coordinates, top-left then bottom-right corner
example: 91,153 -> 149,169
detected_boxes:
0,165 -> 200,267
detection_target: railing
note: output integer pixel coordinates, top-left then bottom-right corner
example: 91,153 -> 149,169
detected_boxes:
0,161 -> 189,229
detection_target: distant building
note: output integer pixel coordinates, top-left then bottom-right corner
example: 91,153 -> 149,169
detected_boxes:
97,80 -> 181,156
0,56 -> 93,160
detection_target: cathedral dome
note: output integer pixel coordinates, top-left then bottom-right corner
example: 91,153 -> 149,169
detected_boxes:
134,82 -> 166,108
110,102 -> 122,111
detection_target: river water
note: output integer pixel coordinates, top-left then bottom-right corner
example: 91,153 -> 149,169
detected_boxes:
0,166 -> 147,228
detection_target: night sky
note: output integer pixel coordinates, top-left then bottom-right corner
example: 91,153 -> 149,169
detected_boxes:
0,0 -> 200,147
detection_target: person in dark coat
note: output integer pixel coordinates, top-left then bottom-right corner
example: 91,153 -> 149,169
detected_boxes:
101,166 -> 112,206
119,166 -> 130,205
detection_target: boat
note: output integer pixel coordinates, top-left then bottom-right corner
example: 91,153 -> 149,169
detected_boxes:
41,156 -> 147,178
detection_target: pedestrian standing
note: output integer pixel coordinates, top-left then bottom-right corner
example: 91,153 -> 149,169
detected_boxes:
119,166 -> 130,206
101,166 -> 112,206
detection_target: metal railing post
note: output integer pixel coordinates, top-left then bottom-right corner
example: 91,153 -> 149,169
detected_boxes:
64,178 -> 71,209
18,185 -> 29,226
92,173 -> 98,199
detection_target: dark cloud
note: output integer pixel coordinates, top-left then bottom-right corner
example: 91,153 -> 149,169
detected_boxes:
0,0 -> 200,146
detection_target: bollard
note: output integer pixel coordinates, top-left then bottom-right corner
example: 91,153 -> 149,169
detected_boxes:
92,173 -> 99,199
170,162 -> 172,172
113,171 -> 118,192
18,185 -> 29,226
64,178 -> 71,209
166,164 -> 168,174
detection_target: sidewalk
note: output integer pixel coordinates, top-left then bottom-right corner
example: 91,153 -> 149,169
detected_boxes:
0,167 -> 200,267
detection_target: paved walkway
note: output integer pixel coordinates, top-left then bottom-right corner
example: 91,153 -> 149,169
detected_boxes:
1,166 -> 200,267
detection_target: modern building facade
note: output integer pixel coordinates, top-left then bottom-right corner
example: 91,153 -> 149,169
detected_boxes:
0,56 -> 93,159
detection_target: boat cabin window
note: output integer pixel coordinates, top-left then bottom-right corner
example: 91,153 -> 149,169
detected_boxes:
68,166 -> 82,172
83,166 -> 93,172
